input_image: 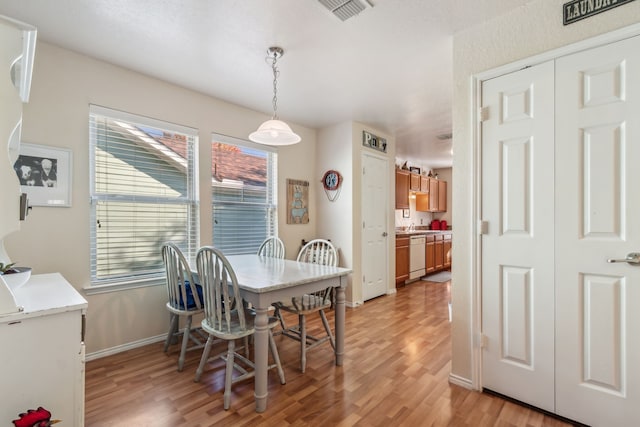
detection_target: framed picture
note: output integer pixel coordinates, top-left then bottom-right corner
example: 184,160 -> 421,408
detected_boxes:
13,143 -> 72,207
402,209 -> 410,218
286,179 -> 309,224
409,166 -> 421,174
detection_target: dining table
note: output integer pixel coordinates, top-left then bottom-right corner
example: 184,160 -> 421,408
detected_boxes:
224,254 -> 352,413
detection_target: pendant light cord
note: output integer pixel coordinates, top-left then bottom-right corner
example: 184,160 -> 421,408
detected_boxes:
270,53 -> 280,120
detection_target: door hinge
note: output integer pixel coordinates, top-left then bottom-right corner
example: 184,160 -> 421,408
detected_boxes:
479,106 -> 490,122
475,333 -> 489,348
479,220 -> 489,235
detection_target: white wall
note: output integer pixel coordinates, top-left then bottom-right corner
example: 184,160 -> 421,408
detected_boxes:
451,0 -> 640,384
317,121 -> 395,305
4,42 -> 319,355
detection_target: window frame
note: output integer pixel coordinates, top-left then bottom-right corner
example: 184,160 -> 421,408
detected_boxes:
210,133 -> 278,256
87,105 -> 199,293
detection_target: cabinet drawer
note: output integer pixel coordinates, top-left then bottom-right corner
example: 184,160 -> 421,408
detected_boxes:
396,237 -> 410,247
425,235 -> 436,243
435,234 -> 444,241
443,233 -> 452,240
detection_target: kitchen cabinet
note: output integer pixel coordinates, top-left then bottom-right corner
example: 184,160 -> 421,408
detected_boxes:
443,234 -> 452,269
395,236 -> 410,286
409,173 -> 421,191
438,180 -> 447,212
420,175 -> 430,193
425,234 -> 436,273
0,273 -> 87,425
395,170 -> 410,209
434,234 -> 445,270
416,178 -> 447,212
424,232 -> 452,274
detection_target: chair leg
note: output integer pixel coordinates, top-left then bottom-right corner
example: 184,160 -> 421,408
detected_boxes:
194,335 -> 215,382
299,314 -> 307,373
164,313 -> 178,353
268,330 -> 286,385
274,306 -> 287,331
319,310 -> 335,350
178,315 -> 192,371
223,340 -> 235,410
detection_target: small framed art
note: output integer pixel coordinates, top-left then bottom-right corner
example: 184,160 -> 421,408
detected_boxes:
13,143 -> 72,207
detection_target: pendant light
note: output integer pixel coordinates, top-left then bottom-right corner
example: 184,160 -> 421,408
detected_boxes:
249,46 -> 301,146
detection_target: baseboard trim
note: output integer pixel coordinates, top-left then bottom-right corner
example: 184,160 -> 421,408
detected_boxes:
448,373 -> 474,390
86,334 -> 165,361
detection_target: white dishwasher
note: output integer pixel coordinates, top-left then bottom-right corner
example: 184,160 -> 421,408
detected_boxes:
409,235 -> 426,280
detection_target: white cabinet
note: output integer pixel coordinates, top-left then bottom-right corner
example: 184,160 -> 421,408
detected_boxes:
0,273 -> 87,425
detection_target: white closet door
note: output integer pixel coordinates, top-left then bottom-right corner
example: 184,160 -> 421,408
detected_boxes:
480,60 -> 556,411
555,35 -> 640,427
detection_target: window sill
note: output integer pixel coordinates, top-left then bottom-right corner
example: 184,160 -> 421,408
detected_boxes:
83,276 -> 164,295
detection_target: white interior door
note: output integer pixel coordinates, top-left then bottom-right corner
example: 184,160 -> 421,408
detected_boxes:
362,153 -> 388,301
555,35 -> 640,427
480,61 -> 556,411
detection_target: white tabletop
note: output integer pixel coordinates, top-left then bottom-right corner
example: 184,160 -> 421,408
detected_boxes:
226,254 -> 352,294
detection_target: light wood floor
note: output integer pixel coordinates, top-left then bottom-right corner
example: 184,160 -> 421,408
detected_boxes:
85,279 -> 573,426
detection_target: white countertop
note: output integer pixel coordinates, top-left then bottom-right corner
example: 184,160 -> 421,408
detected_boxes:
0,272 -> 87,322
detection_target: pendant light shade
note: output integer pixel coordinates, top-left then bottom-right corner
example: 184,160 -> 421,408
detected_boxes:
249,46 -> 301,146
249,119 -> 301,145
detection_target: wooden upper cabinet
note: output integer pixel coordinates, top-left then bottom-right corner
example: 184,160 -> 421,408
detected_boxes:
409,173 -> 421,191
395,170 -> 410,209
416,178 -> 448,212
429,178 -> 438,212
420,175 -> 430,193
437,180 -> 447,212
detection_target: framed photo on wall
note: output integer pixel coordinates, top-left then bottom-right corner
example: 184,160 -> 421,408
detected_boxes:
13,143 -> 72,207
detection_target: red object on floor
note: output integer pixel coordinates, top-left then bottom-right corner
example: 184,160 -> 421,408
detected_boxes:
12,407 -> 59,427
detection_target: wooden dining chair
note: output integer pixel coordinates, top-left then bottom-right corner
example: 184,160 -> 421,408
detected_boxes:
194,246 -> 285,410
257,236 -> 286,259
161,242 -> 207,371
272,239 -> 338,373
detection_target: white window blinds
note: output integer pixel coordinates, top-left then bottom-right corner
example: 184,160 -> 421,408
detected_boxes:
211,135 -> 277,255
89,105 -> 199,287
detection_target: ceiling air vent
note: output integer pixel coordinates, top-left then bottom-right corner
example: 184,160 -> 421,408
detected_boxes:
318,0 -> 373,21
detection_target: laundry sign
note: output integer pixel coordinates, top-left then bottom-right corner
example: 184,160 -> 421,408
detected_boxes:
563,0 -> 636,25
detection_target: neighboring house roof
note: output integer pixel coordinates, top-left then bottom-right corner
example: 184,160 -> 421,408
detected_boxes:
116,122 -> 267,188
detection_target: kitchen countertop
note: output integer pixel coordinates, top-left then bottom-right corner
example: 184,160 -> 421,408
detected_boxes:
395,229 -> 452,237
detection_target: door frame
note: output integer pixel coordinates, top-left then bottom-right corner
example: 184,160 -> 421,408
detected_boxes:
467,22 -> 640,391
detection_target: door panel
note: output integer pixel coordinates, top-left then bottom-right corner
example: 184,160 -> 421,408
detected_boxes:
481,60 -> 555,412
362,153 -> 388,301
555,35 -> 640,427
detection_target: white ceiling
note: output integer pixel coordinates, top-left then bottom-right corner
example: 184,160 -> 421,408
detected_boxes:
0,0 -> 530,168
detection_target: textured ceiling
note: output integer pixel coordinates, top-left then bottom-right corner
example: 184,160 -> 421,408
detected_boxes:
0,0 -> 531,168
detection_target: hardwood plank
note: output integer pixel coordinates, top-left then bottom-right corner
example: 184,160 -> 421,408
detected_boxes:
85,278 -> 573,426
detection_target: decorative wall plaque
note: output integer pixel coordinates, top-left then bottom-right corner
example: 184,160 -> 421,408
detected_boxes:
362,130 -> 387,153
563,0 -> 636,25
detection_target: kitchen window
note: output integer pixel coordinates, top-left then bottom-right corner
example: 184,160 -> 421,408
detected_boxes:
88,105 -> 199,291
211,134 -> 277,255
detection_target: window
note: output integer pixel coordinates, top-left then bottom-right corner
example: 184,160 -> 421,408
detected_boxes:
89,105 -> 199,289
211,135 -> 277,255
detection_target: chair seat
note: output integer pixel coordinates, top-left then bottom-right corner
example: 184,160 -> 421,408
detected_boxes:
274,295 -> 331,315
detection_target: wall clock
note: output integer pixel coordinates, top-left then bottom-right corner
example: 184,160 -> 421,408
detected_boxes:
322,169 -> 342,201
